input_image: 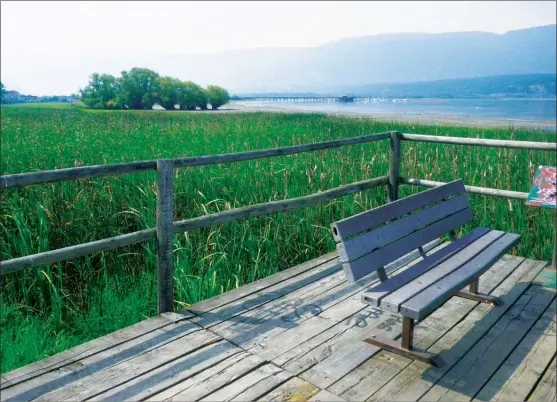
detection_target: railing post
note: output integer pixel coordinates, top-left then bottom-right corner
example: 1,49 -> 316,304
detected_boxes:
388,131 -> 402,202
156,160 -> 174,314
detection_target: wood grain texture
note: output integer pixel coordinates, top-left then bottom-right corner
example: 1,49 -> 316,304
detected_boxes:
401,233 -> 520,320
331,180 -> 465,241
343,208 -> 473,282
31,329 -> 221,402
149,352 -> 264,401
368,258 -> 544,402
381,230 -> 504,313
401,177 -> 529,201
0,314 -> 191,390
185,251 -> 338,315
156,159 -> 175,314
420,285 -> 556,402
528,356 -> 557,402
298,254 -> 523,391
363,227 -> 490,307
338,194 -> 470,263
400,133 -> 557,151
388,131 -> 402,202
257,376 -> 320,402
474,301 -> 557,401
2,319 -> 204,401
0,228 -> 156,274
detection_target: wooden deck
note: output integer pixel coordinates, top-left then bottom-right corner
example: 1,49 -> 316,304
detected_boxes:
2,240 -> 556,401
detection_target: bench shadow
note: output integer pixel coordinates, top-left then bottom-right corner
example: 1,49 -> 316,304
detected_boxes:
418,284 -> 556,400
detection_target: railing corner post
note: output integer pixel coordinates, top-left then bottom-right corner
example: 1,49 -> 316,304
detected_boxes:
388,131 -> 402,202
156,159 -> 174,314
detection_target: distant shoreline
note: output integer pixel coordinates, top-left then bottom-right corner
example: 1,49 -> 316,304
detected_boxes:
220,101 -> 557,132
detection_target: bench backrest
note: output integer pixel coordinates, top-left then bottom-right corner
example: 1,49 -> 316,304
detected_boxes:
331,180 -> 472,282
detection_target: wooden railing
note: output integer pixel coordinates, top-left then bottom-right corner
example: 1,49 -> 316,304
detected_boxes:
1,131 -> 555,313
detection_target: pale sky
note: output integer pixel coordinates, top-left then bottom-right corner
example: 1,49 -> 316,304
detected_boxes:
2,1 -> 556,95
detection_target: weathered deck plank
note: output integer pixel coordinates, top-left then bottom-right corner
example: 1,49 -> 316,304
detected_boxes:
528,356 -> 557,402
257,376 -> 320,402
210,241 -> 442,353
2,252 -> 553,402
198,363 -> 286,402
420,285 -> 556,401
149,352 -> 265,401
474,301 -> 557,401
186,251 -> 339,315
2,319 -> 203,401
293,254 -> 524,390
367,259 -> 546,402
0,313 -> 192,390
32,328 -> 221,401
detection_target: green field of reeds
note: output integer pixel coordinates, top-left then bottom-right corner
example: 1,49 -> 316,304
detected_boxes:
1,103 -> 555,373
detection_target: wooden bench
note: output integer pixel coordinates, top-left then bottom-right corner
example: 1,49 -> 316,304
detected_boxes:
330,180 -> 521,366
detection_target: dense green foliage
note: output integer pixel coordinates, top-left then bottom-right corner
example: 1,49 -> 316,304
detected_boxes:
79,67 -> 228,110
1,104 -> 555,373
206,85 -> 230,109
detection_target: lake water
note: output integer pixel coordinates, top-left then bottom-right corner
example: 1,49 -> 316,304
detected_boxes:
238,98 -> 556,127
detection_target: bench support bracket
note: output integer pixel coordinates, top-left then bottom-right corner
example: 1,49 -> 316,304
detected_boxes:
455,279 -> 503,306
364,317 -> 442,367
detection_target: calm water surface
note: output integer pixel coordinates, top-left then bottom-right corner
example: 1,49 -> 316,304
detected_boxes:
240,99 -> 556,123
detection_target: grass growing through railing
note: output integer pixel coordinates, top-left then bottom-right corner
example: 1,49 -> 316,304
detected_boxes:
1,103 -> 555,373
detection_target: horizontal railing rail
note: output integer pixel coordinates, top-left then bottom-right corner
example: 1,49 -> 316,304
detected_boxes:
0,131 -> 391,189
1,130 -> 555,313
401,133 -> 557,151
0,176 -> 388,275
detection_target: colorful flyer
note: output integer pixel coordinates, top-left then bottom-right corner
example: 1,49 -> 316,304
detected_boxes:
526,166 -> 557,209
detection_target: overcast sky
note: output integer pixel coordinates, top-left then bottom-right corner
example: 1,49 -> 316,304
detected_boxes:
2,1 -> 556,95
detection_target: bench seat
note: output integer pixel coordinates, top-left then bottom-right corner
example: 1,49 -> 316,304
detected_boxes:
363,228 -> 520,320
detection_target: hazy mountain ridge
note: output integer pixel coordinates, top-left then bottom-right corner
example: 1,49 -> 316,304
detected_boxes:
233,73 -> 557,99
150,25 -> 556,93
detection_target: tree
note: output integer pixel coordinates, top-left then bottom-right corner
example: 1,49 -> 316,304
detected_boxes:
1,82 -> 6,104
79,73 -> 122,109
119,68 -> 160,109
156,76 -> 183,110
178,81 -> 208,110
206,85 -> 230,109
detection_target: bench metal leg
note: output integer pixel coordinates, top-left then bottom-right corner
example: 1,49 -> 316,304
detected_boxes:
363,317 -> 442,367
455,279 -> 503,306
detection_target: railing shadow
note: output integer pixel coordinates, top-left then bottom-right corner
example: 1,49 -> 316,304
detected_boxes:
5,246 -> 429,401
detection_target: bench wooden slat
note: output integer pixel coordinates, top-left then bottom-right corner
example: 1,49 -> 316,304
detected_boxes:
342,207 -> 473,282
362,227 -> 491,306
380,230 -> 505,313
400,233 -> 521,320
331,180 -> 465,241
338,194 -> 470,262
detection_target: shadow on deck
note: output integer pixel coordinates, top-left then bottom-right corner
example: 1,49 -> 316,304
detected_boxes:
1,241 -> 556,401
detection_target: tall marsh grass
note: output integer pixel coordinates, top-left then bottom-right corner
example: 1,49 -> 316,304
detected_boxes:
1,104 -> 555,372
